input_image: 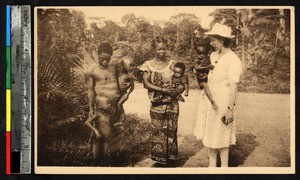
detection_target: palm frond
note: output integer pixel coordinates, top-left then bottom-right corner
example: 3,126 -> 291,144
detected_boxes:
73,49 -> 97,77
50,115 -> 85,129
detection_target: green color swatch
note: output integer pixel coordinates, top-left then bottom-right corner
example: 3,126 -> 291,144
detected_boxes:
6,47 -> 11,89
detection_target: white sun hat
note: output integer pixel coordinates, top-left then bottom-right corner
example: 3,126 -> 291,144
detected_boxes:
204,23 -> 235,39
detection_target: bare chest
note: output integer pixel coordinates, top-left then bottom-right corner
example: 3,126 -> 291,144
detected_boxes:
92,66 -> 117,82
148,59 -> 170,71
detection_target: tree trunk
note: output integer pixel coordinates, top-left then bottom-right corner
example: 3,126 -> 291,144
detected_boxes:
276,9 -> 285,45
176,17 -> 180,43
241,10 -> 247,67
236,11 -> 240,45
279,9 -> 285,33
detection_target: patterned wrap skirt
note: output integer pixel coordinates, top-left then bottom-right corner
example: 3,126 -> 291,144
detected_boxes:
149,100 -> 179,164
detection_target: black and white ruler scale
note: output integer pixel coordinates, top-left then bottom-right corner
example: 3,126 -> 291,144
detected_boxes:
11,5 -> 32,174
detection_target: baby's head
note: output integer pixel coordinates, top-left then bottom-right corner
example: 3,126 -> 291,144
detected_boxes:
194,29 -> 202,39
97,43 -> 113,68
173,62 -> 186,78
195,45 -> 209,61
120,56 -> 135,73
95,96 -> 111,111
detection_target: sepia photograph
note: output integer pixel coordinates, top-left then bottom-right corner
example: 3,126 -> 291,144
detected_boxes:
34,6 -> 295,174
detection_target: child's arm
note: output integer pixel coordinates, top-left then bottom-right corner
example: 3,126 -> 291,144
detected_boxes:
183,75 -> 189,96
184,83 -> 189,96
173,83 -> 185,95
194,64 -> 214,71
118,76 -> 135,106
128,75 -> 135,94
85,118 -> 101,138
117,83 -> 134,108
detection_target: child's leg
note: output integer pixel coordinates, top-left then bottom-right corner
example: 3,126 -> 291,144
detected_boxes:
219,147 -> 229,167
118,106 -> 125,123
87,116 -> 97,145
209,148 -> 217,167
115,106 -> 126,131
202,82 -> 218,110
98,113 -> 112,166
91,135 -> 101,165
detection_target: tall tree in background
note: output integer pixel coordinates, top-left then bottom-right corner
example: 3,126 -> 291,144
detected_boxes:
120,14 -> 156,65
168,13 -> 201,56
209,9 -> 290,93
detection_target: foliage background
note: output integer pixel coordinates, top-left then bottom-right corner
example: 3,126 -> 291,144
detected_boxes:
36,8 -> 291,166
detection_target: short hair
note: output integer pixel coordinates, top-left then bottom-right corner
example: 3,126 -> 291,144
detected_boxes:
193,37 -> 210,51
151,36 -> 168,49
223,37 -> 232,48
195,45 -> 209,54
98,43 -> 113,55
174,62 -> 186,72
210,35 -> 232,48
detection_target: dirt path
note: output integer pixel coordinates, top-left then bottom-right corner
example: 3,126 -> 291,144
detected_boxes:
124,84 -> 291,167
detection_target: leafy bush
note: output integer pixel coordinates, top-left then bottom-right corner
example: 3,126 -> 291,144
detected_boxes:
38,114 -> 152,166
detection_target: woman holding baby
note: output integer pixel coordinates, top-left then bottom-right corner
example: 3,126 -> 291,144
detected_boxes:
140,37 -> 185,166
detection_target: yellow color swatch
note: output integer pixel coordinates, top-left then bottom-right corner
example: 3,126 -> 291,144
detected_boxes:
6,89 -> 11,131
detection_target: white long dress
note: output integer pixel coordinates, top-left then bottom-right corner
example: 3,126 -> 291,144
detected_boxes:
194,50 -> 242,149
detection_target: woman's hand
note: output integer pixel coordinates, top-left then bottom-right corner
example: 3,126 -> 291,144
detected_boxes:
162,88 -> 175,96
163,85 -> 184,96
223,108 -> 234,125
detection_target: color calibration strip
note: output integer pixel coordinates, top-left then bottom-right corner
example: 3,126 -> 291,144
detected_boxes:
7,6 -> 32,174
6,5 -> 12,175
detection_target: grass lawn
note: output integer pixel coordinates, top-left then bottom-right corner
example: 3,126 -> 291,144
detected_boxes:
125,84 -> 291,167
38,83 -> 291,167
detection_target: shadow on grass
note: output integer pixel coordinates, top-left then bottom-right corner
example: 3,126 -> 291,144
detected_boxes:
169,133 -> 258,168
228,133 -> 259,167
173,134 -> 204,167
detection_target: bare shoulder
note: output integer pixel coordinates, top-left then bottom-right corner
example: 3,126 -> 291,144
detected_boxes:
86,65 -> 96,77
108,64 -> 118,72
169,60 -> 176,70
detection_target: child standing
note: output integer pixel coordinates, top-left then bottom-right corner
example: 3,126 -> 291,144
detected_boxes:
193,45 -> 218,110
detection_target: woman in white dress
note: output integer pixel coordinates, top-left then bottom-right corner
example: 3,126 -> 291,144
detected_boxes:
194,23 -> 243,167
